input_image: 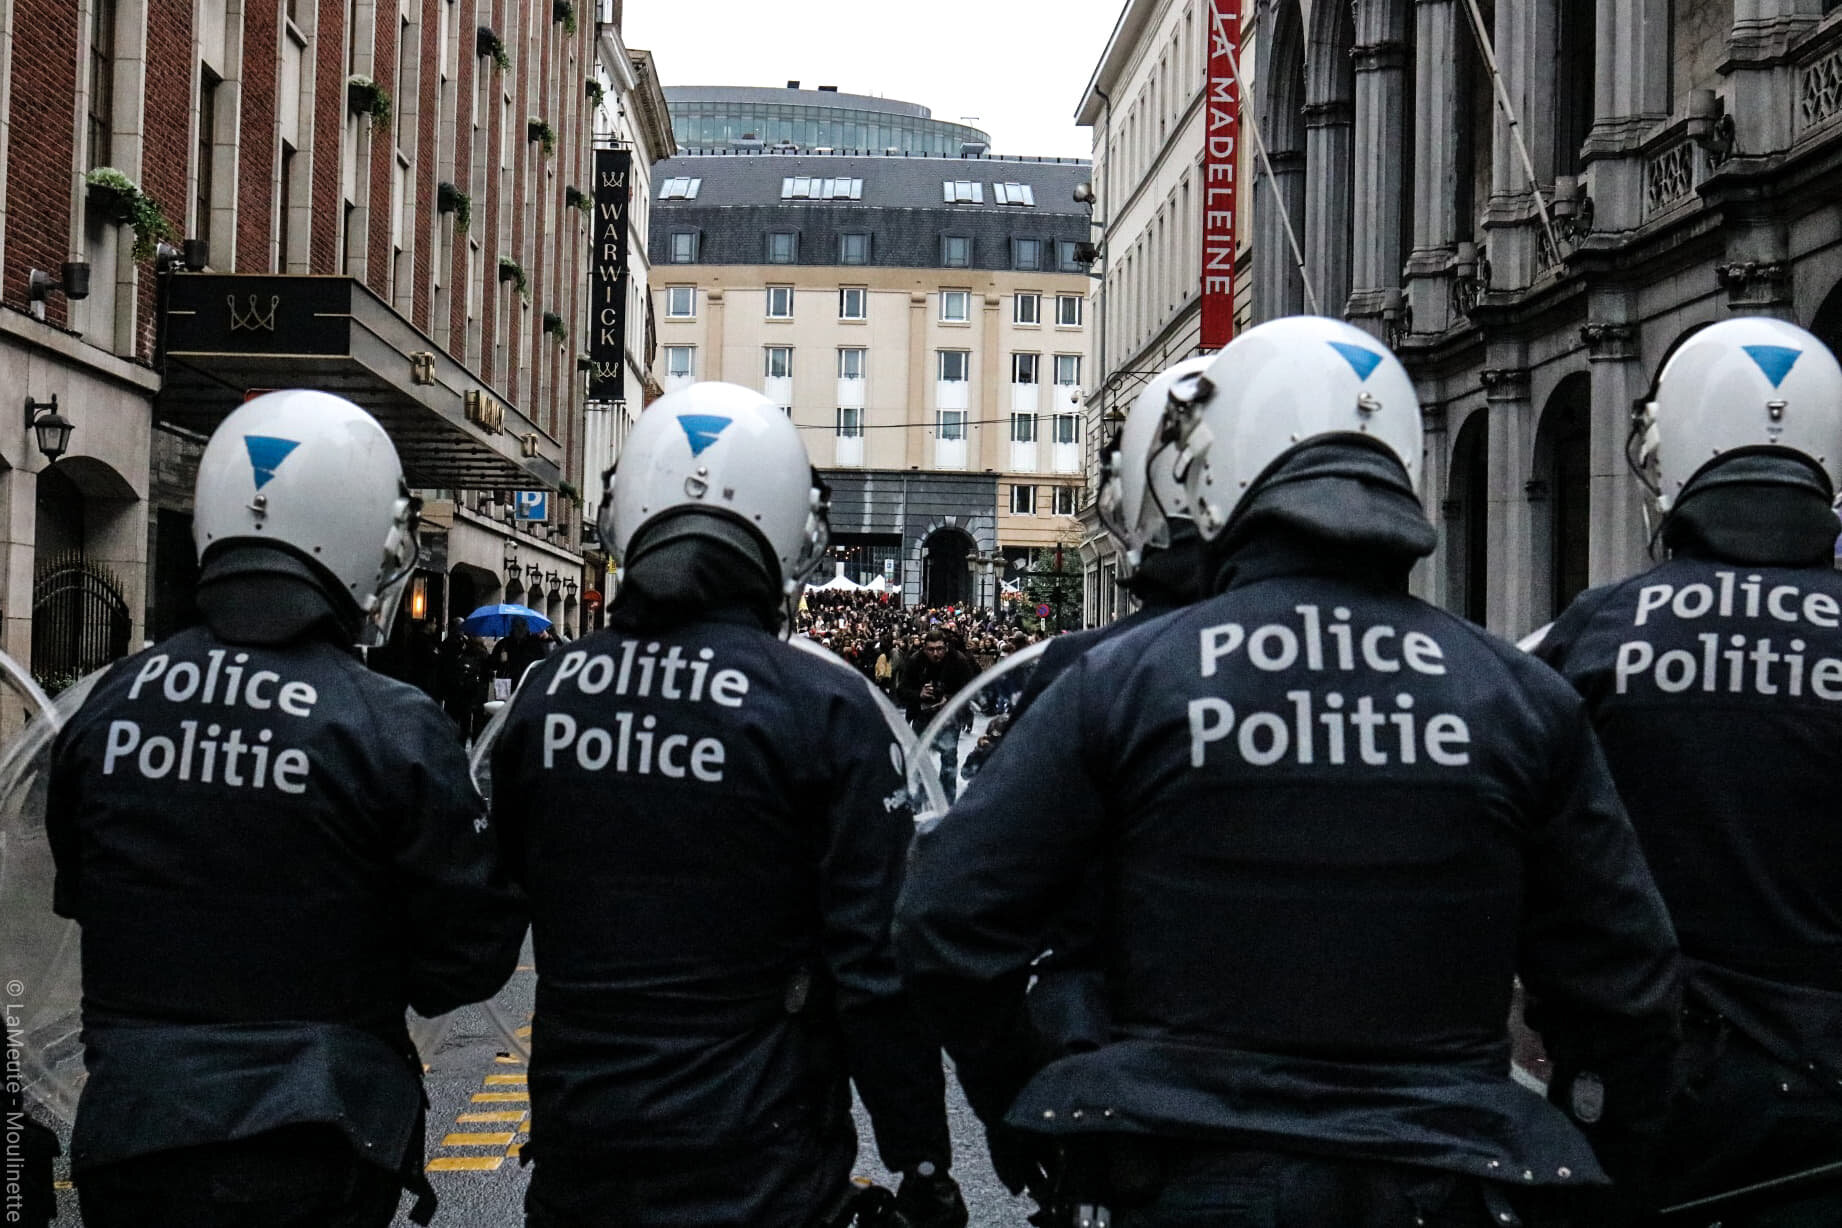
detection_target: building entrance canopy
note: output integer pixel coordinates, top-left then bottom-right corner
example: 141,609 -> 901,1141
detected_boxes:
157,274 -> 562,490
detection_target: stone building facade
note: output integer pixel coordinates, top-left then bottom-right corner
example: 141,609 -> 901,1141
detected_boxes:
0,0 -> 669,684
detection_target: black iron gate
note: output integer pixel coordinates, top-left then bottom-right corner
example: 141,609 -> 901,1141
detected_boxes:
32,553 -> 132,688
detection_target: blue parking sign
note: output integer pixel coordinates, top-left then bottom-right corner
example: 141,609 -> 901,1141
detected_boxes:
515,491 -> 549,522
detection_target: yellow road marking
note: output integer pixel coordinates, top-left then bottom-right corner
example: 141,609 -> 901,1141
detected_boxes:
514,1025 -> 532,1038
508,1142 -> 523,1157
442,1131 -> 517,1147
484,1073 -> 526,1085
427,1155 -> 505,1172
470,1091 -> 528,1103
494,1055 -> 524,1064
458,1110 -> 528,1123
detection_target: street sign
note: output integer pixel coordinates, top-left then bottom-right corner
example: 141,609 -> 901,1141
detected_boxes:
515,491 -> 549,521
1037,603 -> 1052,618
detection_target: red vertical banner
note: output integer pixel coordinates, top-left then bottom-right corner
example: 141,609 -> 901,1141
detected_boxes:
1201,0 -> 1242,350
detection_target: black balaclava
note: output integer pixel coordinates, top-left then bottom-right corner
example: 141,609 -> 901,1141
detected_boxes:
1660,450 -> 1839,568
194,544 -> 362,647
1124,519 -> 1207,610
1205,435 -> 1438,595
609,511 -> 783,634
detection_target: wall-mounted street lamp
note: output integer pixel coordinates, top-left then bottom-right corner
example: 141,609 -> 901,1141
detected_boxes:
24,395 -> 74,464
1380,288 -> 1411,350
1452,241 -> 1490,316
502,539 -> 519,580
525,561 -> 544,587
564,577 -> 578,601
1687,88 -> 1735,166
27,262 -> 91,322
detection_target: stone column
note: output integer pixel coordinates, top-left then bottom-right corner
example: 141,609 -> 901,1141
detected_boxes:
1405,0 -> 1461,335
1583,0 -> 1667,238
1254,150 -> 1308,322
1482,364 -> 1534,637
1348,1 -> 1412,331
1478,0 -> 1556,292
1579,315 -> 1649,584
1303,98 -> 1354,316
1412,399 -> 1449,607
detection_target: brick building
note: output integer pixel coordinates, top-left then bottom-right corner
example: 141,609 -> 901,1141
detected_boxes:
0,0 -> 670,686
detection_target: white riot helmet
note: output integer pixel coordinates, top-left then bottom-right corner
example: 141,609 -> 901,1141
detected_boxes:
1097,354 -> 1214,573
1647,317 -> 1842,511
1164,316 -> 1423,541
193,389 -> 418,646
598,381 -> 830,597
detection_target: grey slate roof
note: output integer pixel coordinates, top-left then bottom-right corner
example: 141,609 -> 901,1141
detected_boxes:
649,153 -> 1093,272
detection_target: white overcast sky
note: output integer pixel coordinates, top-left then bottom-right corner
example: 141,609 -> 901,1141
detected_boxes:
622,0 -> 1128,159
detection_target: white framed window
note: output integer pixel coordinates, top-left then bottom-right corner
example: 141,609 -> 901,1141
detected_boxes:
942,235 -> 970,268
839,286 -> 867,320
764,346 -> 793,378
943,179 -> 983,203
1010,413 -> 1037,443
1015,292 -> 1040,325
1012,352 -> 1040,384
783,176 -> 862,200
669,232 -> 698,263
1057,239 -> 1084,271
1054,354 -> 1082,386
838,348 -> 866,380
836,406 -> 864,437
658,176 -> 701,199
767,285 -> 794,318
938,350 -> 970,382
1056,294 -> 1084,326
938,408 -> 968,439
1054,414 -> 1081,445
665,345 -> 695,377
666,285 -> 696,318
1013,238 -> 1042,270
940,290 -> 970,323
994,182 -> 1036,206
839,232 -> 869,264
1054,485 -> 1077,515
766,232 -> 797,263
1010,484 -> 1036,514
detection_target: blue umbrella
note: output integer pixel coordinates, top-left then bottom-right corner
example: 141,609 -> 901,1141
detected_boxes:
461,603 -> 553,637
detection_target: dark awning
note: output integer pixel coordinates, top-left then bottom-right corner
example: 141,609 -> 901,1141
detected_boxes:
156,273 -> 562,490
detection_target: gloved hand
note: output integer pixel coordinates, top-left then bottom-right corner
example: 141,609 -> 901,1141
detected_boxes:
893,1162 -> 969,1228
986,1123 -> 1057,1198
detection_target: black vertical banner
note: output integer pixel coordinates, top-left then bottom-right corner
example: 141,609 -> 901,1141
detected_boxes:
590,149 -> 632,402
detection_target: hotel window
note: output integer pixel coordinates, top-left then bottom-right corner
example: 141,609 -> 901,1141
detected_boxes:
198,66 -> 220,256
766,231 -> 797,264
1054,414 -> 1082,445
658,176 -> 701,199
940,290 -> 970,323
839,232 -> 870,264
938,350 -> 969,382
669,231 -> 699,263
1058,239 -> 1084,271
87,0 -> 116,169
942,235 -> 970,268
764,346 -> 793,379
994,182 -> 1036,206
666,285 -> 696,317
1013,238 -> 1042,270
1015,292 -> 1040,325
666,346 -> 694,378
938,409 -> 968,439
838,348 -> 866,379
1054,485 -> 1077,515
1011,484 -> 1037,514
1056,294 -> 1084,326
943,179 -> 983,203
1012,353 -> 1040,384
1010,412 -> 1037,443
839,286 -> 867,320
782,176 -> 862,200
836,407 -> 864,437
767,285 -> 794,318
1055,354 -> 1083,386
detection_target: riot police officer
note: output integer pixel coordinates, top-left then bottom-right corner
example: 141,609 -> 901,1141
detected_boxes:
1531,317 -> 1842,1222
490,381 -> 965,1228
46,390 -> 527,1226
896,317 -> 1683,1226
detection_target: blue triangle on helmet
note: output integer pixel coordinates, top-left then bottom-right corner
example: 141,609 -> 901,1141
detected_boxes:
677,414 -> 734,457
1742,344 -> 1802,388
1327,340 -> 1384,382
244,435 -> 301,489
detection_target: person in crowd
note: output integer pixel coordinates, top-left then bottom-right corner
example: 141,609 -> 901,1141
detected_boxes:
896,318 -> 1682,1227
489,381 -> 965,1228
46,390 -> 526,1228
1531,317 -> 1842,1224
896,628 -> 978,803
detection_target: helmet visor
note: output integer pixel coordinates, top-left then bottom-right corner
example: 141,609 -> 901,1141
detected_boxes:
357,488 -> 422,648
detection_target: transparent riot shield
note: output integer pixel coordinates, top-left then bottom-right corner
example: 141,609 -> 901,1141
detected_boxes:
786,635 -> 947,824
0,661 -> 100,1124
909,639 -> 1053,827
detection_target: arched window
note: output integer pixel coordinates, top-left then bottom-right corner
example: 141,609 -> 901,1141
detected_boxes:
1448,410 -> 1491,624
1533,374 -> 1592,620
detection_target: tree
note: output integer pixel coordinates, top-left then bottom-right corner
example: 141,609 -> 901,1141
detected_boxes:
1022,540 -> 1082,633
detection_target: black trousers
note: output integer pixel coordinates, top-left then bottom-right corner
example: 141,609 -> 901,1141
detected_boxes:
1107,1147 -> 1563,1228
77,1123 -> 401,1228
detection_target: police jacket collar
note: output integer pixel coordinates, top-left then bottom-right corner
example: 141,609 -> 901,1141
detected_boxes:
1663,452 -> 1838,568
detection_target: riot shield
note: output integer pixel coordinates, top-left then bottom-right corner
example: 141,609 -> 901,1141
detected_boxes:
786,634 -> 947,825
909,640 -> 1053,826
0,661 -> 99,1124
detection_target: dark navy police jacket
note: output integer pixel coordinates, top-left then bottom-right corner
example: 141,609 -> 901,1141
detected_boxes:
48,625 -> 526,1173
490,611 -> 946,1224
898,556 -> 1682,1188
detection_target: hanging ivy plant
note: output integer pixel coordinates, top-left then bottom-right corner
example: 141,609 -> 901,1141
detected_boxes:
345,74 -> 392,134
557,479 -> 583,507
553,0 -> 577,36
497,256 -> 529,302
528,117 -> 556,160
85,167 -> 179,262
437,181 -> 472,235
542,311 -> 568,342
585,78 -> 605,109
564,185 -> 592,214
476,26 -> 510,72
